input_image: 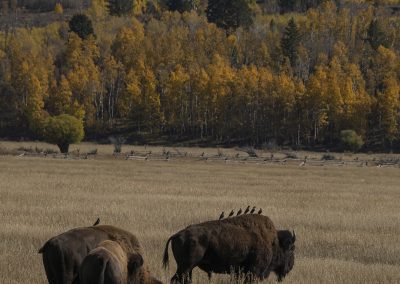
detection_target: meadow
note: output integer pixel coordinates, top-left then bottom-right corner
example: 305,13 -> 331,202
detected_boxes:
0,142 -> 399,283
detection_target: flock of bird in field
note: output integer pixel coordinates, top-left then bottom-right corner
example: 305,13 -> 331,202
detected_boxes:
38,207 -> 296,284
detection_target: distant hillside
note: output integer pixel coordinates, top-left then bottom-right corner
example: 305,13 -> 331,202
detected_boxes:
0,0 -> 399,151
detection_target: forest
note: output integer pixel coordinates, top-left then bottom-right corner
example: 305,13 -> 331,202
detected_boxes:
0,0 -> 399,151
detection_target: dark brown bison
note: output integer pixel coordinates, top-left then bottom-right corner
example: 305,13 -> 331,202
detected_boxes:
163,214 -> 296,283
80,240 -> 162,284
38,225 -> 145,284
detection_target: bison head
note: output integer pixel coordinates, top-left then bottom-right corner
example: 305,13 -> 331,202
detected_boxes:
275,230 -> 296,282
127,252 -> 144,280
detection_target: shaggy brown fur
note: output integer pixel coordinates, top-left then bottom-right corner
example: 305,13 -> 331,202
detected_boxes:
80,240 -> 131,284
38,225 -> 150,284
163,214 -> 295,283
80,240 -> 161,284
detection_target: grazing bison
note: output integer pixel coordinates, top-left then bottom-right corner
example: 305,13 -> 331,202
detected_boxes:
80,240 -> 162,284
38,225 -> 145,284
163,214 -> 296,283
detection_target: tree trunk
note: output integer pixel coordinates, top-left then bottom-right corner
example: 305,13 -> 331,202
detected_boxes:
57,143 -> 69,153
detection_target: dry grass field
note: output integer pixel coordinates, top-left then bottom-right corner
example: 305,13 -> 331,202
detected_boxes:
0,142 -> 399,284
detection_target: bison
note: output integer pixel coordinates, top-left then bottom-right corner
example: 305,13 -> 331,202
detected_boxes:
80,240 -> 162,284
163,214 -> 296,283
38,224 -> 147,284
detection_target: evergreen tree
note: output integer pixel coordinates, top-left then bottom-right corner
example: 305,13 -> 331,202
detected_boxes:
366,19 -> 388,50
165,0 -> 199,13
279,0 -> 325,13
68,14 -> 94,40
281,18 -> 302,67
107,0 -> 133,16
206,0 -> 255,32
279,0 -> 296,13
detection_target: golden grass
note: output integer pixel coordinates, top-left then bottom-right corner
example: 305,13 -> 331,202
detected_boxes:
0,142 -> 399,283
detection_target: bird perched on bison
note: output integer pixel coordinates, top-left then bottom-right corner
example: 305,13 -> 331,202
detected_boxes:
80,240 -> 161,284
38,224 -> 159,284
163,214 -> 296,283
93,218 -> 100,226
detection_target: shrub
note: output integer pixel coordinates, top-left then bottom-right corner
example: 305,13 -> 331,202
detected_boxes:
87,148 -> 98,155
340,130 -> 364,152
321,153 -> 335,160
284,152 -> 298,159
43,114 -> 84,153
241,146 -> 258,157
44,148 -> 58,154
109,136 -> 126,153
0,145 -> 13,155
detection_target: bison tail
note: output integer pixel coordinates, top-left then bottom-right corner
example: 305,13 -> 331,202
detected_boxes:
162,235 -> 174,269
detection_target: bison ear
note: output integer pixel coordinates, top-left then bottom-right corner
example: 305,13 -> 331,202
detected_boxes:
127,253 -> 144,275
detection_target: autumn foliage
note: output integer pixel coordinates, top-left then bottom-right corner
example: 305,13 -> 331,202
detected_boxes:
0,1 -> 399,150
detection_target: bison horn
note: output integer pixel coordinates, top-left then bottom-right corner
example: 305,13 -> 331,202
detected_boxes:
292,230 -> 296,243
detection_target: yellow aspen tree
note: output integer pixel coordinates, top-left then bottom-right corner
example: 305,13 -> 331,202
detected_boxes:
206,55 -> 236,139
48,76 -> 73,115
54,3 -> 63,14
164,64 -> 190,134
377,76 -> 400,143
119,70 -> 140,119
190,67 -> 210,138
305,65 -> 329,143
101,55 -> 124,124
64,33 -> 101,128
88,0 -> 107,20
111,21 -> 145,70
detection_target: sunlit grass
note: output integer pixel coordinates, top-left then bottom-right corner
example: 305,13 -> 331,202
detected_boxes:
0,142 -> 399,283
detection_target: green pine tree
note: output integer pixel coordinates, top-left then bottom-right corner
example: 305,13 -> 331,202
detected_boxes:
366,19 -> 388,50
68,14 -> 95,40
165,0 -> 199,13
280,18 -> 302,67
206,0 -> 255,32
107,0 -> 133,16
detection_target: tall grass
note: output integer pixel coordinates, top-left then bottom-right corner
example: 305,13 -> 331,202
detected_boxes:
0,143 -> 399,283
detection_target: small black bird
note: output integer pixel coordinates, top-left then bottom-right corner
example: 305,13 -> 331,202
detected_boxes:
219,212 -> 224,220
228,210 -> 234,217
244,206 -> 250,214
93,218 -> 100,226
257,208 -> 262,215
236,208 -> 242,216
250,206 -> 256,214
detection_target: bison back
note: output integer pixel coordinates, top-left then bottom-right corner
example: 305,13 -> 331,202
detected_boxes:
80,250 -> 124,284
39,225 -> 135,284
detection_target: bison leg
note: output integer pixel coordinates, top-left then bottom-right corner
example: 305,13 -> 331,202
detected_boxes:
41,243 -> 76,284
207,271 -> 212,281
243,273 -> 257,284
170,236 -> 206,284
171,267 -> 193,284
